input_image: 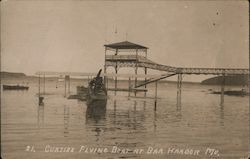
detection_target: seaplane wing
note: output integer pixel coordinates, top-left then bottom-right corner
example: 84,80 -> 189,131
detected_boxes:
35,71 -> 167,78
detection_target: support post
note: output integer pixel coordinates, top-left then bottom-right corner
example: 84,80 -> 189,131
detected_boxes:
115,66 -> 118,95
115,49 -> 118,95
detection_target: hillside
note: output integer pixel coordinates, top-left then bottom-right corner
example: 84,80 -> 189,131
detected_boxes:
0,72 -> 26,78
201,75 -> 248,85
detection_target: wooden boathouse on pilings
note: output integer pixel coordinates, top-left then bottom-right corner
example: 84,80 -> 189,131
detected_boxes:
104,41 -> 149,96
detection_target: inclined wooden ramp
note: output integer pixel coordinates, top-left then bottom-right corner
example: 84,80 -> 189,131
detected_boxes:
106,55 -> 249,75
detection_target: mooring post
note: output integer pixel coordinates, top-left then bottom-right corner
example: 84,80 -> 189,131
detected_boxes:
154,80 -> 158,111
220,74 -> 225,105
38,74 -> 41,97
38,73 -> 44,105
43,74 -> 45,95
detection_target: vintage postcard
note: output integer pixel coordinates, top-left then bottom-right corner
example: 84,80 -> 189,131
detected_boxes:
1,0 -> 249,159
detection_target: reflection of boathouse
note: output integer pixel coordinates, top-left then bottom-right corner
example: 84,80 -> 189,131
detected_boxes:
85,99 -> 147,141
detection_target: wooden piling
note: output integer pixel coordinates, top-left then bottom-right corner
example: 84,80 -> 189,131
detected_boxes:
38,74 -> 41,97
43,74 -> 45,95
115,49 -> 118,96
154,81 -> 158,111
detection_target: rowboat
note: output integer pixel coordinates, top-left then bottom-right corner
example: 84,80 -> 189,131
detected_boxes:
212,89 -> 249,96
3,85 -> 29,90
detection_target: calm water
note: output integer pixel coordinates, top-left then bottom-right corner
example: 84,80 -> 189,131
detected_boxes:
1,79 -> 249,159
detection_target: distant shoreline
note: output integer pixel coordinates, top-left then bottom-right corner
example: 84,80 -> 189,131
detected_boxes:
1,71 -> 248,86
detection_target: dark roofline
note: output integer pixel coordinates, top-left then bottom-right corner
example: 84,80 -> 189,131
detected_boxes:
104,41 -> 148,50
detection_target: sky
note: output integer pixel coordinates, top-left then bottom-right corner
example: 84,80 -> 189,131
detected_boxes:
1,0 -> 249,82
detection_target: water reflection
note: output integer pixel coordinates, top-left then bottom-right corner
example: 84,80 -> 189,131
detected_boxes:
143,101 -> 146,111
220,103 -> 224,126
64,105 -> 70,137
86,100 -> 107,123
85,99 -> 147,133
176,93 -> 182,119
153,110 -> 157,132
106,100 -> 147,153
85,100 -> 107,141
108,100 -> 146,131
37,104 -> 44,129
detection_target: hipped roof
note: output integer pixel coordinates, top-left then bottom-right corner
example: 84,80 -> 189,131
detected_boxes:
104,41 -> 148,49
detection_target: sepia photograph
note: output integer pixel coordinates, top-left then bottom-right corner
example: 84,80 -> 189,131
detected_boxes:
1,0 -> 249,159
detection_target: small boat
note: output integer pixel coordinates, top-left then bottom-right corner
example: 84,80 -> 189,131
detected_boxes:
3,85 -> 29,90
86,69 -> 107,104
212,89 -> 249,96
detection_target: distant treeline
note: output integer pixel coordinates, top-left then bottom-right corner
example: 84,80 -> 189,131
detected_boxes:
1,72 -> 26,78
201,75 -> 248,85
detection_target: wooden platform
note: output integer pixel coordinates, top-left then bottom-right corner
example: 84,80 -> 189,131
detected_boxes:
107,88 -> 147,92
